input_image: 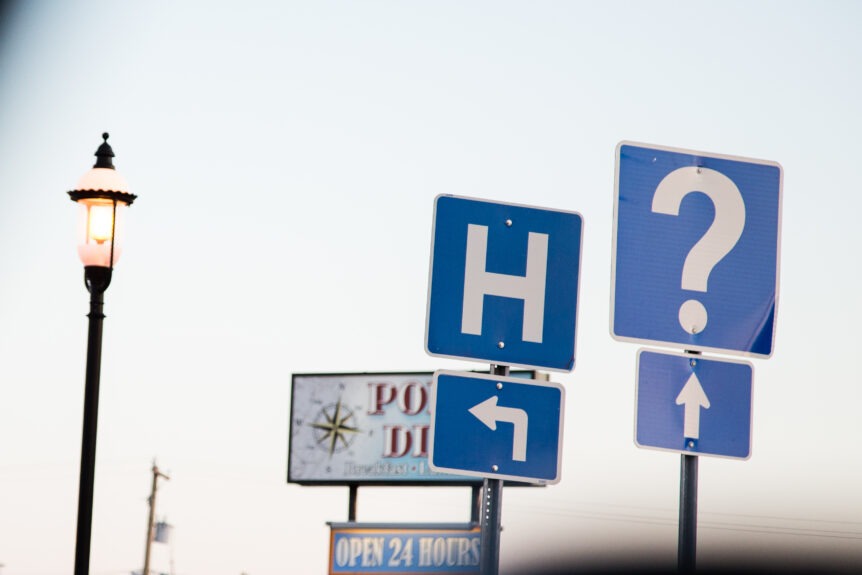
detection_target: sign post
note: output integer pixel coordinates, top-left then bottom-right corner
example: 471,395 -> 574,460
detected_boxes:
426,194 -> 582,575
480,365 -> 507,575
636,348 -> 753,569
429,369 -> 565,574
679,453 -> 697,571
612,141 -> 782,570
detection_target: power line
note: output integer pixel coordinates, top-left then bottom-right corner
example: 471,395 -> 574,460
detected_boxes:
504,500 -> 862,541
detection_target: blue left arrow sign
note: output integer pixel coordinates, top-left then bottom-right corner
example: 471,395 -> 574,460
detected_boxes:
429,370 -> 565,484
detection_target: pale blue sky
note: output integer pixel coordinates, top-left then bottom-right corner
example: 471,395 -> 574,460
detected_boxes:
1,1 -> 861,573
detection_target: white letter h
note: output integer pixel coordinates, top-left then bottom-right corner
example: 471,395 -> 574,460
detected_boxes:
461,224 -> 548,343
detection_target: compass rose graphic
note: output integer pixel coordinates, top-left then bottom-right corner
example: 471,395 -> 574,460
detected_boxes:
310,397 -> 361,456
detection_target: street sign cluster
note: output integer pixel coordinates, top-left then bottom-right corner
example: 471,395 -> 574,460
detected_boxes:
295,141 -> 783,574
425,195 -> 583,484
612,141 -> 782,459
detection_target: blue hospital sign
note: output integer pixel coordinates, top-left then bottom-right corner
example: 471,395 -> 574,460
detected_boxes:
611,142 -> 782,357
426,195 -> 583,372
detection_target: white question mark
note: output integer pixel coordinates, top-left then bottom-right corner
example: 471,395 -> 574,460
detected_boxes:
652,166 -> 746,334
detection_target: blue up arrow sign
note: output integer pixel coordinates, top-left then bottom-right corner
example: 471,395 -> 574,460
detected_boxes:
429,370 -> 565,484
426,195 -> 583,372
635,349 -> 753,459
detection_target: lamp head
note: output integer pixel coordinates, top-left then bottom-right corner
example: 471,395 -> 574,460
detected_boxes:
68,133 -> 137,269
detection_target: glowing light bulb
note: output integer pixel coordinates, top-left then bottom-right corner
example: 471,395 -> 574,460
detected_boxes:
87,204 -> 114,244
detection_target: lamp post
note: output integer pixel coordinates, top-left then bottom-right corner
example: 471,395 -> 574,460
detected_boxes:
69,133 -> 137,575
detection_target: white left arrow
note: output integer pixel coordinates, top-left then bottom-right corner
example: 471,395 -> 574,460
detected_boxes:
469,396 -> 529,462
675,373 -> 710,439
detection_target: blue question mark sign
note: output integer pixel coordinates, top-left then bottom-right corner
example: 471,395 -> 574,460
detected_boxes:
612,142 -> 782,357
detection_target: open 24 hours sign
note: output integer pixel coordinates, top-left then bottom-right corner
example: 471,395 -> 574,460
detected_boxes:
328,523 -> 480,574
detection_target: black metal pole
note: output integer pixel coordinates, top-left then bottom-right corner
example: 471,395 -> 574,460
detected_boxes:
74,267 -> 111,575
678,453 -> 698,572
480,478 -> 503,575
348,484 -> 358,522
479,364 -> 509,575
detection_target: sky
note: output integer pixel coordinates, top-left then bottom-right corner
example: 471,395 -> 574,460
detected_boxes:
1,1 -> 862,573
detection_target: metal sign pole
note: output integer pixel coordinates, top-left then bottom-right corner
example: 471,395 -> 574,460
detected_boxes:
348,484 -> 358,522
480,478 -> 503,575
479,364 -> 509,575
678,453 -> 698,571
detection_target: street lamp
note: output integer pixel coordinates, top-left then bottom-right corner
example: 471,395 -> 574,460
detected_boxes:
68,133 -> 137,575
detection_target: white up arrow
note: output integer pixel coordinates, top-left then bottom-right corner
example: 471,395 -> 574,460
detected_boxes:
675,373 -> 710,439
469,396 -> 529,461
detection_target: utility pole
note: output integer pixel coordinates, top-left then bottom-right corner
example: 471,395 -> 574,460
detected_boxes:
143,461 -> 170,575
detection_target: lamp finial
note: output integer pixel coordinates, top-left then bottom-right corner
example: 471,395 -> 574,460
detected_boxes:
94,133 -> 115,169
